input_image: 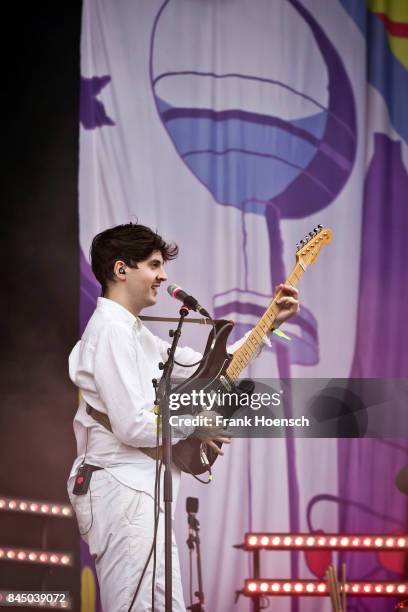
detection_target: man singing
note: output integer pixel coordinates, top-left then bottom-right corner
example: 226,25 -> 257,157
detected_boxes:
67,223 -> 299,611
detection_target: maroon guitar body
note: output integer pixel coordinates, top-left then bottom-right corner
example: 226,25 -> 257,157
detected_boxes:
172,319 -> 235,475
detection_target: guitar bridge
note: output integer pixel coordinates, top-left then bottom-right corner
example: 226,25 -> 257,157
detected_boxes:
219,375 -> 232,391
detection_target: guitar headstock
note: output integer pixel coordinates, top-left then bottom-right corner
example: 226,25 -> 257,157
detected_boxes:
296,225 -> 333,267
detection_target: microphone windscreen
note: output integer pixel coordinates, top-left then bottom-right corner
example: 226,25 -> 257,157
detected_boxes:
186,496 -> 199,513
167,283 -> 179,296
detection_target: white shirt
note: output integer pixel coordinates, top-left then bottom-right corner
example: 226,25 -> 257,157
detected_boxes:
68,297 -> 270,500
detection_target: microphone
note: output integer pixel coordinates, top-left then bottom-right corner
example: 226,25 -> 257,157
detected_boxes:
186,496 -> 199,514
167,284 -> 210,317
185,497 -> 206,608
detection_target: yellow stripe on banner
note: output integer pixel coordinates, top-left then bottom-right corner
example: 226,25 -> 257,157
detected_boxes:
367,0 -> 408,68
81,566 -> 96,612
367,0 -> 408,22
389,36 -> 408,68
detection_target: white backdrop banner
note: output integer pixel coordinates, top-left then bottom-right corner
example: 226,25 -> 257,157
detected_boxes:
78,1 -> 408,610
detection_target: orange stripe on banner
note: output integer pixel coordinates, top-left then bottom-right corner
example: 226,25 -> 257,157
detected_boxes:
375,12 -> 408,38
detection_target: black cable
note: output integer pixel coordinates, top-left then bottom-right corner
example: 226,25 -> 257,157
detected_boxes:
151,469 -> 158,611
78,486 -> 94,536
127,460 -> 162,612
176,452 -> 213,485
190,472 -> 213,484
172,317 -> 230,369
83,427 -> 89,460
128,421 -> 163,612
151,411 -> 162,612
76,429 -> 95,536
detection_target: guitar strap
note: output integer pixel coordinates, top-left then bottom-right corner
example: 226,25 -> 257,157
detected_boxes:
85,403 -> 162,461
141,315 -> 289,339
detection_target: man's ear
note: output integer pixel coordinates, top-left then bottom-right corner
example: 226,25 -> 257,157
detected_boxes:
113,261 -> 127,279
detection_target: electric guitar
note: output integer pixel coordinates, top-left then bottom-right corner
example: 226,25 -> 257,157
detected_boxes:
171,225 -> 333,475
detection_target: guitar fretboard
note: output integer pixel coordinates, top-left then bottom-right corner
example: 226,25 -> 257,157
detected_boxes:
226,261 -> 306,382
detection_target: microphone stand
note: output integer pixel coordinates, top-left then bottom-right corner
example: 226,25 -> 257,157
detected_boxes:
157,305 -> 189,612
186,512 -> 205,612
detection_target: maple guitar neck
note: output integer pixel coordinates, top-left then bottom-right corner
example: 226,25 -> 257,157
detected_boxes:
225,263 -> 304,382
226,225 -> 333,382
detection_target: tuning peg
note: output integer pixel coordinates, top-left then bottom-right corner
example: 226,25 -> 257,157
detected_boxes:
309,231 -> 315,238
317,224 -> 323,230
304,235 -> 310,243
296,243 -> 301,251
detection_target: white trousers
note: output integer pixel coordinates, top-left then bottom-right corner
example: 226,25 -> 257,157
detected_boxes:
68,470 -> 186,612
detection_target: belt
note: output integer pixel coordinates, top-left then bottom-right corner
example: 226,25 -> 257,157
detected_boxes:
83,463 -> 103,472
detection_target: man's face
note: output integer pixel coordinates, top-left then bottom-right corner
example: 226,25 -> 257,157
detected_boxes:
126,250 -> 167,312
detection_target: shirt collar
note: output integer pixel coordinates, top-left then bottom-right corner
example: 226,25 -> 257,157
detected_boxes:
97,297 -> 142,332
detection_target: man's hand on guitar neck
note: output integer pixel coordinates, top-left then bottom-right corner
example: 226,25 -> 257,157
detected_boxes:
274,283 -> 300,327
194,410 -> 232,456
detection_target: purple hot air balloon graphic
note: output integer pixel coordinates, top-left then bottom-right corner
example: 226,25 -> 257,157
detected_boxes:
150,0 -> 357,605
150,0 -> 356,362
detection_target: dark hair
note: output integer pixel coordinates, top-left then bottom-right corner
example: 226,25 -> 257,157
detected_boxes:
90,223 -> 178,294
